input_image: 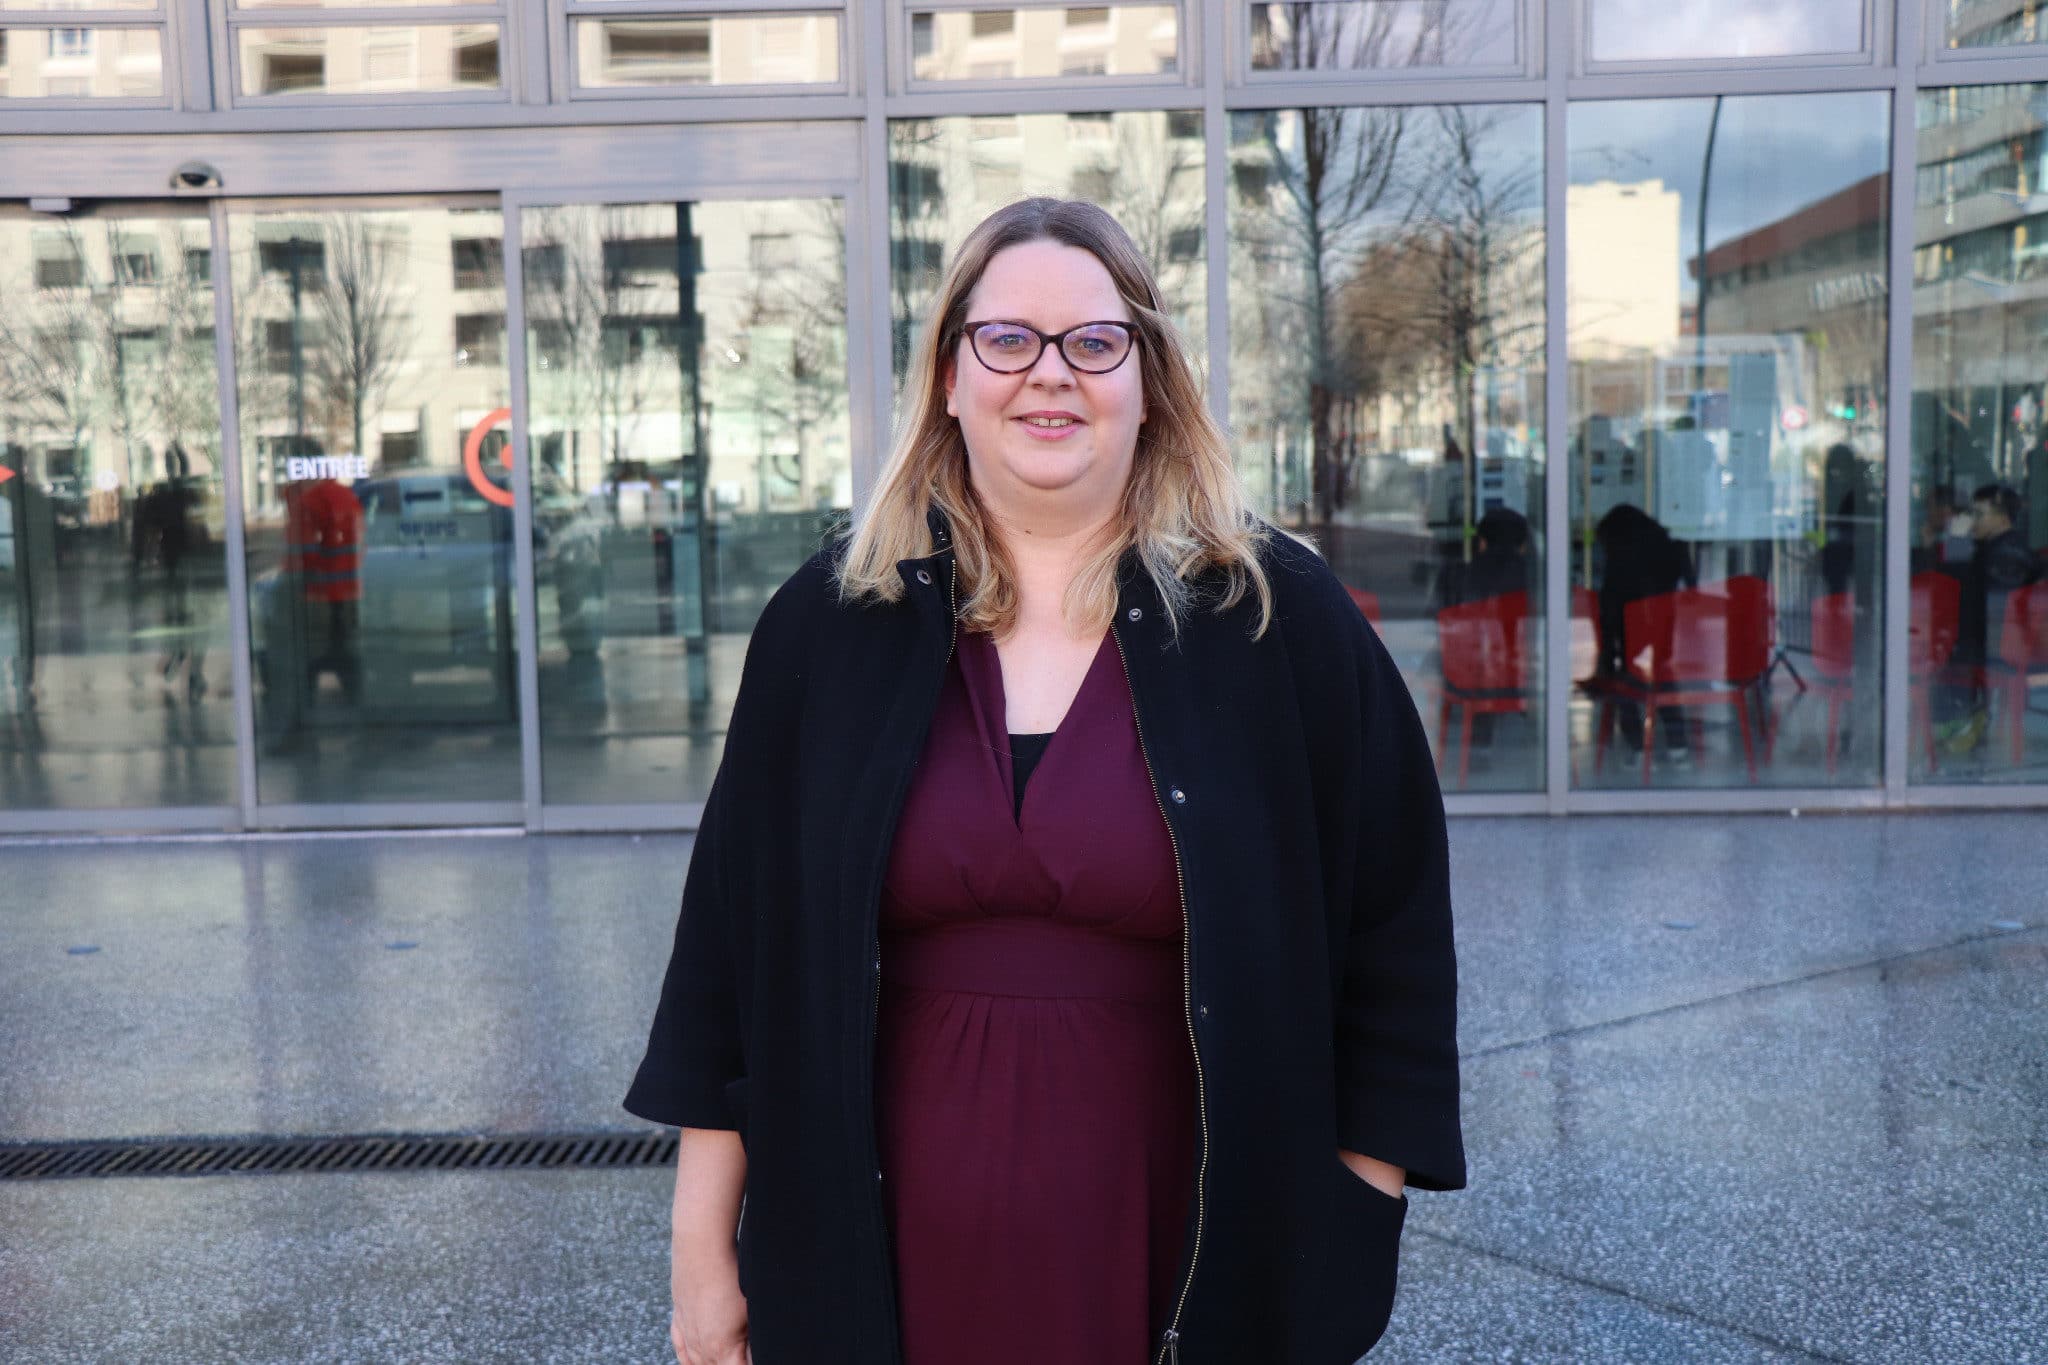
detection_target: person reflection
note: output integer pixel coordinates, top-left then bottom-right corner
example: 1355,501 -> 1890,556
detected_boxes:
130,441 -> 207,700
1594,503 -> 1697,765
267,448 -> 364,752
1434,507 -> 1533,756
1,442 -> 52,706
1820,443 -> 1876,599
1936,483 -> 2043,757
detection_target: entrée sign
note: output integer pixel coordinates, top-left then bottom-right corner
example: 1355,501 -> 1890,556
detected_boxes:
286,455 -> 371,481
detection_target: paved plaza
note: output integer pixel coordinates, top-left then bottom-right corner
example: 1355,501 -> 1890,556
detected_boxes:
0,813 -> 2042,1363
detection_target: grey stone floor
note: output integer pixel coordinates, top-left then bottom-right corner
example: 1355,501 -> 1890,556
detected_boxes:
0,814 -> 2043,1364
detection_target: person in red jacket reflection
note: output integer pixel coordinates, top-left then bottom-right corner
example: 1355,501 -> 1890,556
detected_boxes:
267,456 -> 364,751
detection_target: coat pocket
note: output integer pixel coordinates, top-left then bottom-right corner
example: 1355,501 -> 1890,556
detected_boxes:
1301,1155 -> 1409,1362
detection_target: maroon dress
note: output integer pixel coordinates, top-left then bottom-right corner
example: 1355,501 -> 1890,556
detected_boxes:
875,627 -> 1198,1365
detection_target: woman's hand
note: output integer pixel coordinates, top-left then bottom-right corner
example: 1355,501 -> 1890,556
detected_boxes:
669,1245 -> 750,1365
1338,1147 -> 1407,1201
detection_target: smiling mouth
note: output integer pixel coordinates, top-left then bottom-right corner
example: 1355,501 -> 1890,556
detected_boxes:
1018,416 -> 1081,428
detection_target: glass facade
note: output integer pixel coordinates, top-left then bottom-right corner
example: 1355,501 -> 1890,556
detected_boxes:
3,0 -> 2047,830
1230,104 -> 1546,792
232,201 -> 520,806
1568,93 -> 1891,788
521,197 -> 851,804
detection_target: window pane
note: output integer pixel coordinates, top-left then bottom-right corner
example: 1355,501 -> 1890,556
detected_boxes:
0,206 -> 230,810
235,0 -> 491,7
521,200 -> 852,807
1941,1 -> 2048,50
0,26 -> 162,98
1231,105 -> 1547,792
231,204 -> 518,805
1568,93 -> 1891,789
237,25 -> 499,96
573,13 -> 840,89
1911,85 -> 2048,782
1586,0 -> 1863,63
1249,0 -> 1517,72
0,0 -> 156,8
888,112 -> 1205,382
910,5 -> 1177,81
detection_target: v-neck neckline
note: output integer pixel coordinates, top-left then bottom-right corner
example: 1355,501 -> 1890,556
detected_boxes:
964,628 -> 1113,834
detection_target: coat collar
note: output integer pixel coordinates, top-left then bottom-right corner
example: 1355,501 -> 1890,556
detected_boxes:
899,501 -> 1168,622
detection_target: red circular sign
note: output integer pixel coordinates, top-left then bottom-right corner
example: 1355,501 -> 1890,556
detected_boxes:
463,407 -> 515,508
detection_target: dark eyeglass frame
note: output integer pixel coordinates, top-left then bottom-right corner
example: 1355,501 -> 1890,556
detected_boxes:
958,318 -> 1140,375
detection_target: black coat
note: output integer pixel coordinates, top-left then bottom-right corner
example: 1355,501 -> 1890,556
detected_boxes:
625,511 -> 1466,1365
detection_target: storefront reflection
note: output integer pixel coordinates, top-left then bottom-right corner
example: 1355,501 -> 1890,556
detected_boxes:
1569,92 -> 1891,788
234,202 -> 521,807
1229,103 -> 1546,792
0,205 -> 234,812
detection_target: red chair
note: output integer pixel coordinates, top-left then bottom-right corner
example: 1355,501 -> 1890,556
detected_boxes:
1909,571 -> 1962,773
1436,590 -> 1529,789
1808,592 -> 1858,777
1599,575 -> 1772,783
1984,581 -> 2048,763
1345,585 -> 1382,628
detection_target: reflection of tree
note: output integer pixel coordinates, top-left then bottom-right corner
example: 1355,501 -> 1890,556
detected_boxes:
1356,107 -> 1543,479
1101,118 -> 1206,322
1241,102 -> 1409,523
728,200 -> 848,509
306,217 -> 415,466
523,204 -> 676,496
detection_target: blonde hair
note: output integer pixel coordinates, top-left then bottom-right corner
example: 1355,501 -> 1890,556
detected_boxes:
837,197 -> 1273,639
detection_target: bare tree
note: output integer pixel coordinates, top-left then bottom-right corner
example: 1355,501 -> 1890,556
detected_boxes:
305,215 -> 417,467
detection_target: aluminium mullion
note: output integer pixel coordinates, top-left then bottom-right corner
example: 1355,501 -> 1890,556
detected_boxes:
211,196 -> 260,828
1883,0 -> 1919,801
1222,78 -> 1545,110
858,0 -> 894,504
1544,0 -> 1570,813
1199,0 -> 1224,431
503,199 -> 545,829
884,83 -> 1199,115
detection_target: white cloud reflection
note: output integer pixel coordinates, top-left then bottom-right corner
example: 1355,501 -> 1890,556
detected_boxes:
1588,0 -> 1865,63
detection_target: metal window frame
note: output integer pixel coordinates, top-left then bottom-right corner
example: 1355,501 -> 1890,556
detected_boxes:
1920,0 -> 2048,65
1574,0 -> 1889,77
0,4 -> 179,110
1232,0 -> 1541,86
554,0 -> 854,101
215,1 -> 517,109
894,0 -> 1194,97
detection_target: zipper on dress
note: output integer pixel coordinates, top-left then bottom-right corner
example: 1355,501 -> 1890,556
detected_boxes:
1112,623 -> 1208,1365
864,551 -> 957,1359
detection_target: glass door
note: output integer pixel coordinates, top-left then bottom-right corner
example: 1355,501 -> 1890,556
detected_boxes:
225,194 -> 523,816
0,199 -> 236,821
512,193 -> 855,816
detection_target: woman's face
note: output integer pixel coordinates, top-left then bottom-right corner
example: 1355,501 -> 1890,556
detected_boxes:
944,239 -> 1146,512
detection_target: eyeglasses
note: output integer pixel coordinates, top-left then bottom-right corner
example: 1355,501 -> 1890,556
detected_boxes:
960,319 -> 1138,375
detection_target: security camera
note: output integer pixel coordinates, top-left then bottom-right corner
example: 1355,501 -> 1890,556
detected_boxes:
170,162 -> 223,192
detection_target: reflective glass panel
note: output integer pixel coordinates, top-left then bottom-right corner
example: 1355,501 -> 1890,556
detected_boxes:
0,26 -> 163,98
236,0 -> 490,7
1941,1 -> 2048,49
521,199 -> 852,806
1910,85 -> 2048,782
1231,105 -> 1547,792
237,25 -> 499,96
1568,93 -> 1890,789
230,202 -> 518,806
0,205 -> 231,811
910,5 -> 1177,81
888,111 -> 1206,381
0,0 -> 155,9
573,14 -> 840,89
1249,0 -> 1518,71
1585,0 -> 1863,63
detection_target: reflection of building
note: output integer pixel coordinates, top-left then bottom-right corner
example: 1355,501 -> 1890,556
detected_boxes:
911,7 -> 1177,82
1568,180 -> 1682,359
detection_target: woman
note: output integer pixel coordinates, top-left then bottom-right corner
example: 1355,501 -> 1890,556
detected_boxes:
626,198 -> 1465,1365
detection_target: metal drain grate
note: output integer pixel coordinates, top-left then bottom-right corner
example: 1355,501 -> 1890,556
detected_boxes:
0,1129 -> 679,1182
